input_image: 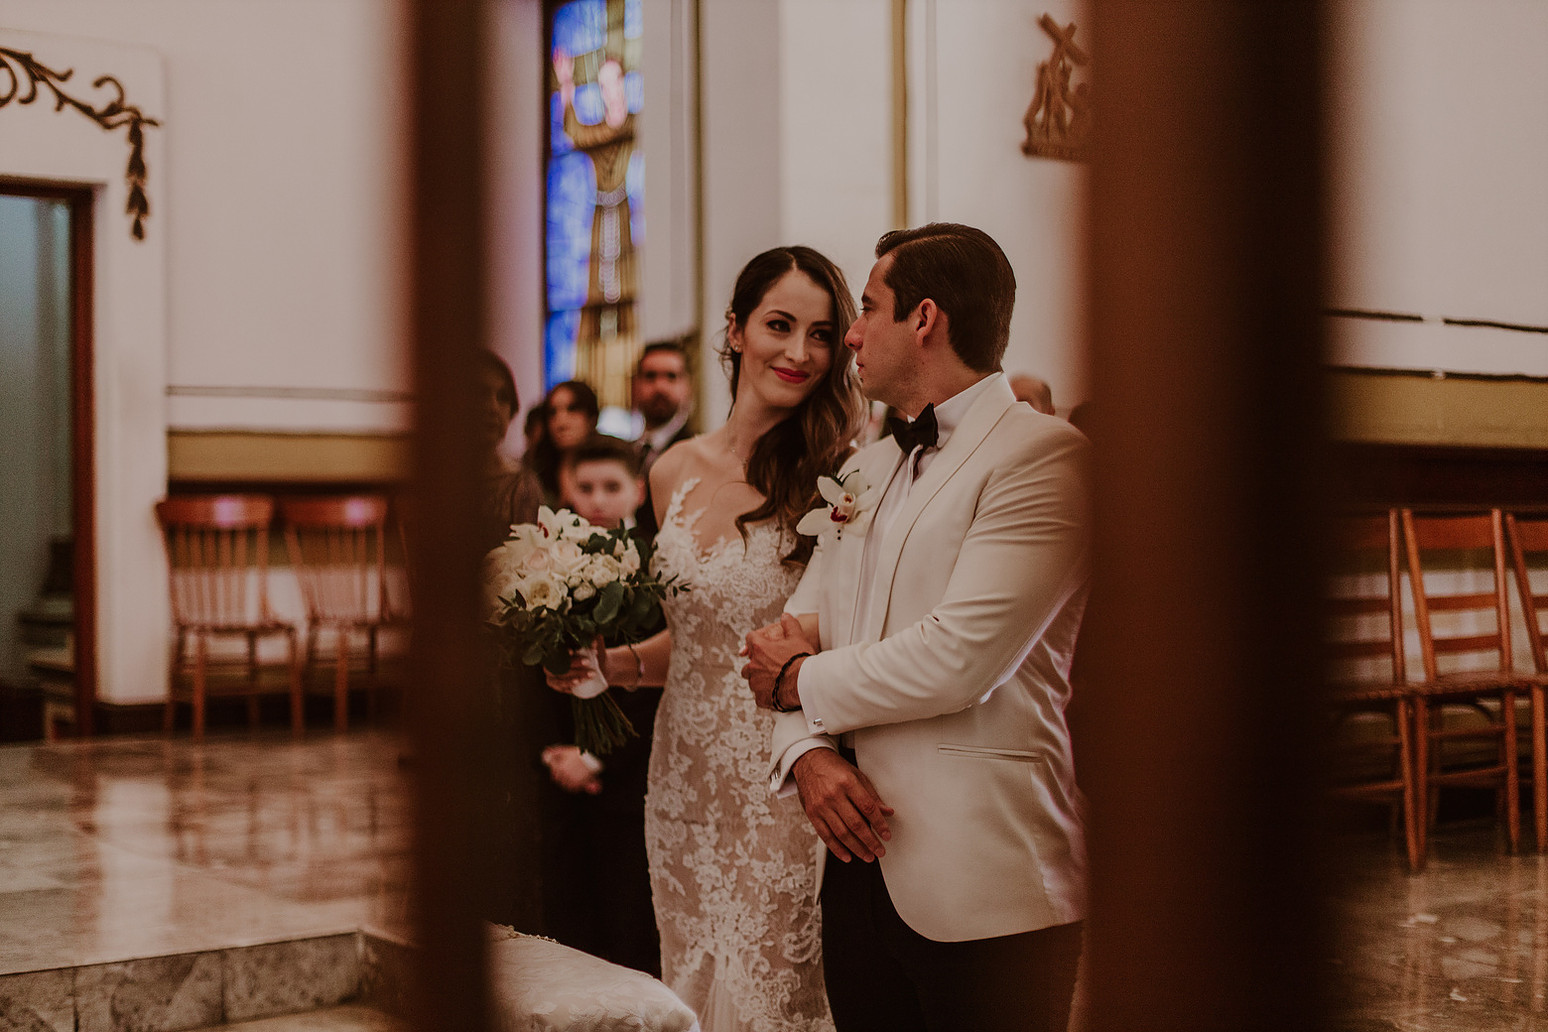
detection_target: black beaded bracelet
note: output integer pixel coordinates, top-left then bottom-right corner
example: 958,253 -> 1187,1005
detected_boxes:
772,652 -> 812,713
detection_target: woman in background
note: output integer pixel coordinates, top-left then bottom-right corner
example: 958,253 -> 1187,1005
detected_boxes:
530,379 -> 601,503
477,351 -> 545,550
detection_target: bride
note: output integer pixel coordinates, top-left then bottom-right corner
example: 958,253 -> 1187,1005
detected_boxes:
552,246 -> 864,1030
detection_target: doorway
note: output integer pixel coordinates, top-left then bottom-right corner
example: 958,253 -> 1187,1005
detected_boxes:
0,182 -> 95,739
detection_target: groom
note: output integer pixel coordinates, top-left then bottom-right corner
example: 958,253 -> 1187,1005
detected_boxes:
743,223 -> 1091,1032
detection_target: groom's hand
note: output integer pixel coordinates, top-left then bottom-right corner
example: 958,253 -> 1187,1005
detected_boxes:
742,614 -> 815,710
792,749 -> 894,863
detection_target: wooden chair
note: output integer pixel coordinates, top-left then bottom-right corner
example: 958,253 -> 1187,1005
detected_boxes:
1401,508 -> 1523,857
280,495 -> 408,731
1505,511 -> 1548,849
156,495 -> 302,738
1325,511 -> 1420,870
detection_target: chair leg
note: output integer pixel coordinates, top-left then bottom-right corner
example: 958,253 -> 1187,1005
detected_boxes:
334,626 -> 349,733
1397,698 -> 1420,872
165,631 -> 186,734
193,633 -> 208,740
1534,685 -> 1546,852
366,626 -> 379,724
246,632 -> 261,730
1414,695 -> 1430,865
1505,689 -> 1521,853
288,630 -> 304,736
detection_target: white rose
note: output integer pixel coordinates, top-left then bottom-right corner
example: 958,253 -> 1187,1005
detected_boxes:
483,546 -> 526,617
520,572 -> 567,611
548,539 -> 586,580
522,548 -> 552,573
588,555 -> 623,588
572,581 -> 597,602
618,548 -> 641,577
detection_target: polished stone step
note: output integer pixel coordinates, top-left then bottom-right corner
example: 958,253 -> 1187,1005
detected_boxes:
186,1003 -> 404,1032
0,930 -> 410,1032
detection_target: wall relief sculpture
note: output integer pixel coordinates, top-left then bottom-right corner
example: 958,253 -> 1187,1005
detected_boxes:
1022,14 -> 1090,162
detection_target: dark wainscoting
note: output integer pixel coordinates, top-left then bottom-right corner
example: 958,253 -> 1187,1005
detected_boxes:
1330,442 -> 1548,511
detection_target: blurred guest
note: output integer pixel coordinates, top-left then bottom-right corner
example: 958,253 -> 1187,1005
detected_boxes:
632,339 -> 694,474
530,380 -> 601,504
476,351 -> 544,551
522,404 -> 546,458
630,340 -> 695,537
473,350 -> 549,934
1010,372 -> 1057,415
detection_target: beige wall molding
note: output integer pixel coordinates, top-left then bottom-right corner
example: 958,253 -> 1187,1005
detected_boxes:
1330,367 -> 1548,449
168,429 -> 409,483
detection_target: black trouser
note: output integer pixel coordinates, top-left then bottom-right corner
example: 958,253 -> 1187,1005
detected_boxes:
820,854 -> 1083,1032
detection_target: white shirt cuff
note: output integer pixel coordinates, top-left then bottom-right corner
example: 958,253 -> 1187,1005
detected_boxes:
769,737 -> 837,798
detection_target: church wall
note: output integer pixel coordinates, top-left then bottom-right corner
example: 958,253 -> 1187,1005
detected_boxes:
1327,0 -> 1548,388
696,0 -> 785,424
907,0 -> 1089,412
2,1 -> 413,440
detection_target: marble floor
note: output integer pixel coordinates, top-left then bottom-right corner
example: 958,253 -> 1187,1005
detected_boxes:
1330,819 -> 1548,1031
0,731 -> 411,977
6,731 -> 1548,1029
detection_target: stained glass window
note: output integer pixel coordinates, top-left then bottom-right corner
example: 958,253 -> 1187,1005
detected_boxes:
545,0 -> 643,409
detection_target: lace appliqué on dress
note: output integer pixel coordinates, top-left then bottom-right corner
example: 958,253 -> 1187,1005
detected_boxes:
645,479 -> 834,1032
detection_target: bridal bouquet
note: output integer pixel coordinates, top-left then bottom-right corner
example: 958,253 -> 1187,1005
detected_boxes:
485,507 -> 681,755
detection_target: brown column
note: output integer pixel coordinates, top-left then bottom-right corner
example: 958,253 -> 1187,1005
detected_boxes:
1081,3 -> 1331,1029
407,0 -> 493,1028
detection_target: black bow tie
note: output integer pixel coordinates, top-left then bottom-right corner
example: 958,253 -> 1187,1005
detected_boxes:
887,404 -> 939,454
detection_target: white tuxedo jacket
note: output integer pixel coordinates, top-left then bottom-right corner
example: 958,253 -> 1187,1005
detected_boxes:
769,375 -> 1091,943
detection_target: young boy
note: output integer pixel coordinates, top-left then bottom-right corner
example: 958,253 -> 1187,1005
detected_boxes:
540,433 -> 662,976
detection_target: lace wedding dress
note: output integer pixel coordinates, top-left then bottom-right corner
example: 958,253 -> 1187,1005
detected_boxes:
645,480 -> 834,1032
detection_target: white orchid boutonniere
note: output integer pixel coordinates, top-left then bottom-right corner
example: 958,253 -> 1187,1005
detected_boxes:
796,471 -> 877,542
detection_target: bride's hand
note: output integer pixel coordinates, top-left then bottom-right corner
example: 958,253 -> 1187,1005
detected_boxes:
545,642 -> 605,695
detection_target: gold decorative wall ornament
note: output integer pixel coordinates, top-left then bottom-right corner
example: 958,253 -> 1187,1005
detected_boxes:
0,45 -> 161,240
1021,14 -> 1090,162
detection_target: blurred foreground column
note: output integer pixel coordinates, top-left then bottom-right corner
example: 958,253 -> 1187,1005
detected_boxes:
1082,3 -> 1330,1029
407,0 -> 492,1028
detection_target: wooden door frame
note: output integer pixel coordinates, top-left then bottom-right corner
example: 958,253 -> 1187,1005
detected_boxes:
0,179 -> 97,736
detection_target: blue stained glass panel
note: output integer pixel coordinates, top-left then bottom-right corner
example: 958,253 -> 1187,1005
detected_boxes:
625,71 -> 643,113
573,82 -> 604,126
545,310 -> 581,391
552,0 -> 605,60
549,92 -> 573,156
624,0 -> 642,39
546,151 -> 595,311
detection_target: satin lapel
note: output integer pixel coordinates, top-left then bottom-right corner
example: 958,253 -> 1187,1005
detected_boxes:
837,444 -> 907,649
860,383 -> 1017,644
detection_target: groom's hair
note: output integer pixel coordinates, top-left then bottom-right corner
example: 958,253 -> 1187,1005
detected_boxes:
874,223 -> 1016,373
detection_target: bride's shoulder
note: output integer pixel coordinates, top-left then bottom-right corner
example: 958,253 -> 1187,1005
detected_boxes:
647,435 -> 705,504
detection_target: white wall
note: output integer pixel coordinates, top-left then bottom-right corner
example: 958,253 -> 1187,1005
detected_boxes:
697,0 -> 785,423
777,0 -> 893,303
1327,0 -> 1548,376
2,1 -> 412,434
490,0 -> 546,421
908,0 -> 1089,410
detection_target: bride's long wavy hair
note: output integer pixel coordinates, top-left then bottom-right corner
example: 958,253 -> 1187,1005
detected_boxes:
723,246 -> 866,566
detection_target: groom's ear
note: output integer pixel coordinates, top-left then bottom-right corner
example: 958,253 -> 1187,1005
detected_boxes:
914,298 -> 944,344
